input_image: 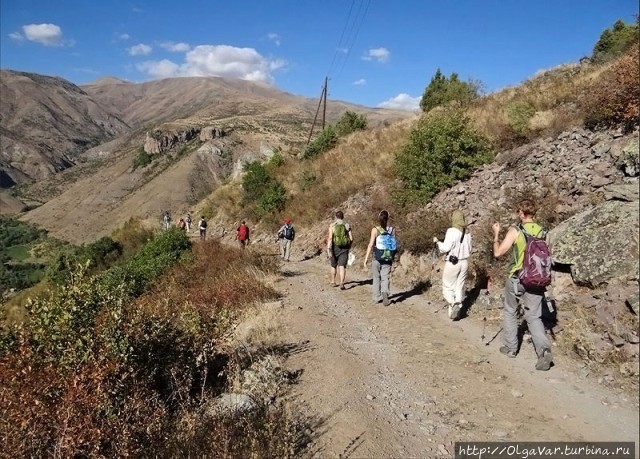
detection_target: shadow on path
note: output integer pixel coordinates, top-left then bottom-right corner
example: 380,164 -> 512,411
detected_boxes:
390,280 -> 431,303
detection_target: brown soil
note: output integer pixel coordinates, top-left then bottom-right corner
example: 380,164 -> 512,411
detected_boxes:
274,256 -> 639,458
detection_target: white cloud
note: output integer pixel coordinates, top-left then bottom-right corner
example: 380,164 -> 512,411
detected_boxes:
19,23 -> 63,46
160,41 -> 190,52
337,47 -> 349,54
363,47 -> 390,63
353,78 -> 366,86
267,33 -> 281,46
377,93 -> 421,111
128,43 -> 152,56
117,33 -> 130,40
137,45 -> 285,83
9,32 -> 24,42
136,59 -> 180,79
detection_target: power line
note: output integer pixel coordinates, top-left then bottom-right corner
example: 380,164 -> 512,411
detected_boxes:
335,0 -> 371,80
326,0 -> 356,78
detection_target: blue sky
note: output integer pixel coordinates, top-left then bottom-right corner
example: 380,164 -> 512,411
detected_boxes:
1,0 -> 638,110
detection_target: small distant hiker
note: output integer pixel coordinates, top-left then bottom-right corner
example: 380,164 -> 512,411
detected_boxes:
177,218 -> 186,231
363,210 -> 397,306
434,210 -> 472,320
237,221 -> 250,249
199,216 -> 208,240
163,211 -> 171,231
185,213 -> 192,232
493,199 -> 553,371
277,218 -> 295,261
327,210 -> 353,290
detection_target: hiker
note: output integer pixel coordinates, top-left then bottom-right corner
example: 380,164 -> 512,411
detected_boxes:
163,211 -> 171,231
236,221 -> 250,249
327,210 -> 353,290
177,218 -> 186,231
185,213 -> 192,232
198,216 -> 207,240
277,218 -> 295,262
433,210 -> 472,320
492,199 -> 553,371
363,210 -> 397,306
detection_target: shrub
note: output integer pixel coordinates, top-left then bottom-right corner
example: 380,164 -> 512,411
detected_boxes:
111,217 -> 155,257
584,45 -> 640,130
0,237 -> 293,458
257,181 -> 287,215
303,125 -> 337,159
132,149 -> 152,170
0,217 -> 46,248
394,110 -> 493,207
592,19 -> 639,63
242,161 -> 272,203
420,69 -> 479,112
335,111 -> 367,137
507,100 -> 536,136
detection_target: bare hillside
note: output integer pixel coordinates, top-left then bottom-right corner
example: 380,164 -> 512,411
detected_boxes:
82,76 -> 408,129
0,70 -> 129,187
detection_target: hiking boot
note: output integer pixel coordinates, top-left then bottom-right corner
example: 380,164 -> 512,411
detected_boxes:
340,285 -> 346,290
499,346 -> 516,358
451,302 -> 462,320
382,293 -> 390,307
535,348 -> 553,371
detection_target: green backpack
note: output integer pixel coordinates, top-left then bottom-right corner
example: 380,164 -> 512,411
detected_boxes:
333,223 -> 350,248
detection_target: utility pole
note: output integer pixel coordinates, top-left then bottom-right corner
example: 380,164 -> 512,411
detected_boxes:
306,78 -> 328,147
322,76 -> 328,130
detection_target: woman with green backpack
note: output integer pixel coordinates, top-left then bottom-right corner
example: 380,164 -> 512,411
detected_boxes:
363,210 -> 397,306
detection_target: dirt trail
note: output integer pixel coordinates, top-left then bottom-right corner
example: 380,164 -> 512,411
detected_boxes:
276,257 -> 639,458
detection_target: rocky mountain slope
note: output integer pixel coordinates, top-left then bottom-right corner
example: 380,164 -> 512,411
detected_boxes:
0,70 -> 129,187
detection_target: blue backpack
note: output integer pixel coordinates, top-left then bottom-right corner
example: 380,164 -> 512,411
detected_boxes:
374,226 -> 397,263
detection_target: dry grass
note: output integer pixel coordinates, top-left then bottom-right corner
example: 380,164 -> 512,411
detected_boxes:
271,117 -> 416,225
468,61 -> 616,148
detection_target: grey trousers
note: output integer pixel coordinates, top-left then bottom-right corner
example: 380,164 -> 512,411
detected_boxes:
503,276 -> 551,356
372,259 -> 392,301
280,239 -> 292,260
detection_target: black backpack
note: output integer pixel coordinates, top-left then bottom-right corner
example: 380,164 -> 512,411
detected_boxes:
284,226 -> 294,240
200,220 -> 207,229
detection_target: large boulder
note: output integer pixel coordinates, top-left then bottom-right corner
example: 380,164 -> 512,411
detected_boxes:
549,200 -> 639,287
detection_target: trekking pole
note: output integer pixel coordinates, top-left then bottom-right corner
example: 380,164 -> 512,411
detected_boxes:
485,327 -> 502,346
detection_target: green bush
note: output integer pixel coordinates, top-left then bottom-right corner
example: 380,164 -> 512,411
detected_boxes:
335,111 -> 367,137
242,161 -> 272,203
132,149 -> 152,170
0,217 -> 46,248
257,181 -> 287,215
394,110 -> 493,206
592,20 -> 639,63
45,236 -> 123,286
267,150 -> 285,169
100,229 -> 190,297
303,125 -> 337,159
420,69 -> 479,112
507,101 -> 536,136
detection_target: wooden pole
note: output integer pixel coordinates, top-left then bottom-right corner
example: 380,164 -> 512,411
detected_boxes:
322,76 -> 328,130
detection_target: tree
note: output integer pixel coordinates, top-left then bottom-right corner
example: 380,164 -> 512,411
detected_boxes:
335,111 -> 368,137
394,110 -> 493,206
419,69 -> 479,112
592,20 -> 639,63
242,161 -> 271,203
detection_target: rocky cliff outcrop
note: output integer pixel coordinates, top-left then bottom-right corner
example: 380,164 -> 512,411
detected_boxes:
143,127 -> 201,154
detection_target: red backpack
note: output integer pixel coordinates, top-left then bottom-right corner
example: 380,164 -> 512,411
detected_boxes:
517,224 -> 552,289
238,224 -> 249,241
